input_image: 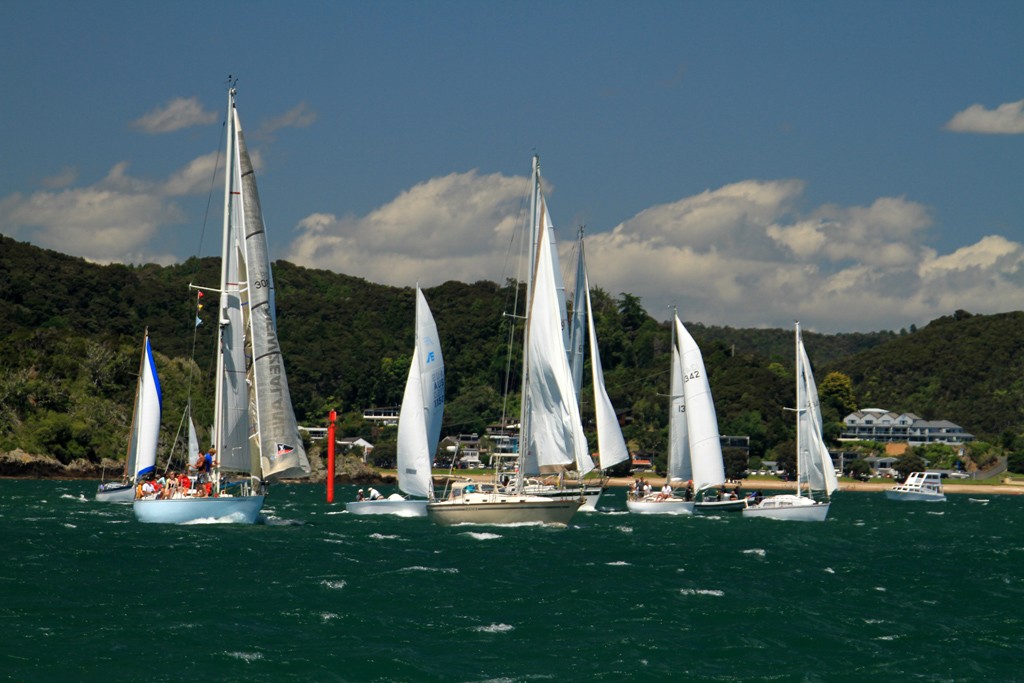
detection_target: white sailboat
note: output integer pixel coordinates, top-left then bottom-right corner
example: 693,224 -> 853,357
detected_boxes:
743,322 -> 838,521
348,287 -> 444,517
628,314 -> 727,514
427,155 -> 583,526
134,86 -> 310,523
96,330 -> 161,503
516,231 -> 628,510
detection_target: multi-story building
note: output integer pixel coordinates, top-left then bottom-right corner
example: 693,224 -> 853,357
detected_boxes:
841,408 -> 973,446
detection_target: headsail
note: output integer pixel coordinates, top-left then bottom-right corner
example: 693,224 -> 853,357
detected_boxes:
584,260 -> 628,471
521,169 -> 589,476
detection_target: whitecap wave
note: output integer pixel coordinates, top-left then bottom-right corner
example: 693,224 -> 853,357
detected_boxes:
320,579 -> 347,590
742,548 -> 766,557
398,566 -> 458,574
462,531 -> 502,541
226,651 -> 264,663
369,533 -> 402,540
606,560 -> 631,566
474,623 -> 514,633
679,588 -> 725,597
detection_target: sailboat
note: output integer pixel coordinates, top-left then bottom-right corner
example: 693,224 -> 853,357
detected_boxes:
743,322 -> 838,521
426,155 -> 584,526
514,231 -> 629,510
134,85 -> 310,523
627,314 -> 727,514
96,330 -> 161,502
347,286 -> 444,517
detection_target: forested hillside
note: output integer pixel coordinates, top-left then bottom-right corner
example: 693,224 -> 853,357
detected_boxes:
2,234 -> 1021,471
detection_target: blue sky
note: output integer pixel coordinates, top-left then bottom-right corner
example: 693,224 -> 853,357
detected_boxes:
1,0 -> 1022,333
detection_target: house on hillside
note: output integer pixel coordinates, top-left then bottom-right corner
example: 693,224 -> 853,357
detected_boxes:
841,408 -> 973,446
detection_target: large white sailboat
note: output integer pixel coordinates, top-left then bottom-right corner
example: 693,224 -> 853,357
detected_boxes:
627,314 -> 727,514
515,231 -> 629,511
134,86 -> 310,523
427,155 -> 583,526
743,322 -> 838,522
96,330 -> 161,503
348,287 -> 444,517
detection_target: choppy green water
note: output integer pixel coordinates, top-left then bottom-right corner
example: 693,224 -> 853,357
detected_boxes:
2,480 -> 1022,682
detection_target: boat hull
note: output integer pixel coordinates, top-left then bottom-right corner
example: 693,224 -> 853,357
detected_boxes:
346,498 -> 428,517
95,483 -> 135,503
521,484 -> 604,511
695,498 -> 748,513
426,495 -> 581,527
884,490 -> 946,502
134,495 -> 264,524
742,495 -> 830,522
625,497 -> 695,515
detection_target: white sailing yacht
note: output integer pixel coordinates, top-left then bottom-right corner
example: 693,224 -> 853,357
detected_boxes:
426,155 -> 584,526
516,231 -> 629,510
134,86 -> 310,523
347,287 -> 444,517
96,330 -> 161,503
627,314 -> 727,514
743,322 -> 838,521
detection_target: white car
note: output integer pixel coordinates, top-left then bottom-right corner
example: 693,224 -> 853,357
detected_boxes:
948,472 -> 970,479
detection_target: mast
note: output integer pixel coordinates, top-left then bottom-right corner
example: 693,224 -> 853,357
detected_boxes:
212,86 -> 236,470
516,155 -> 541,491
794,321 -> 804,499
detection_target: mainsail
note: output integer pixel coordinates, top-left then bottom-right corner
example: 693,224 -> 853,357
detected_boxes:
128,332 -> 162,481
675,316 -> 726,492
796,326 -> 839,496
396,287 -> 445,499
215,98 -> 309,481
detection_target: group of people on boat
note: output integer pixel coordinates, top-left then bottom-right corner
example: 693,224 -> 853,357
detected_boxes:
134,448 -> 220,500
628,478 -> 695,502
355,487 -> 383,502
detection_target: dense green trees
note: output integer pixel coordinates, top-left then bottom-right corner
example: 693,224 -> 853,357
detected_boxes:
3,235 -> 1024,474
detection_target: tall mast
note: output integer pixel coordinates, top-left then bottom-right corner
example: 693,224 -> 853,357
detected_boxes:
212,86 -> 237,457
794,321 -> 803,499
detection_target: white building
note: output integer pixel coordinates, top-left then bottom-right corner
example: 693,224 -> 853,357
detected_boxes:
841,408 -> 973,446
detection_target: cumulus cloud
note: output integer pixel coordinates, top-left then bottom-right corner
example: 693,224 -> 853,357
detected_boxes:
259,102 -> 317,137
284,174 -> 1024,332
285,170 -> 528,285
131,97 -> 218,133
0,157 -> 207,264
944,99 -> 1024,134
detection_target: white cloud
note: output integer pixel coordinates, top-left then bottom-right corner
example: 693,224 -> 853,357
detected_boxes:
944,99 -> 1024,134
131,97 -> 218,134
284,173 -> 1024,332
41,166 -> 78,189
259,102 -> 317,137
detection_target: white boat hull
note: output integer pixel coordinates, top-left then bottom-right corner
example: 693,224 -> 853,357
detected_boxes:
134,495 -> 264,524
625,497 -> 695,515
95,483 -> 135,503
742,494 -> 830,522
884,490 -> 946,502
427,494 -> 581,526
346,498 -> 428,517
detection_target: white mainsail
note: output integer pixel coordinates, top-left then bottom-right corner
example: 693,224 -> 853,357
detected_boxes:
211,102 -> 309,481
128,332 -> 162,481
396,287 -> 445,500
796,326 -> 839,496
666,339 -> 691,484
675,316 -> 726,491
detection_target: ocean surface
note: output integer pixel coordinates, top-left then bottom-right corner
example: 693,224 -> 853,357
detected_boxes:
2,480 -> 1022,683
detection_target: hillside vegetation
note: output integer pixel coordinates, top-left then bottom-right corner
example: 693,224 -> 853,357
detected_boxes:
2,234 -> 1022,473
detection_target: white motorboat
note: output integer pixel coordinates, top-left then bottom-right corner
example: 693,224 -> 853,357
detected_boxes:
885,471 -> 946,502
